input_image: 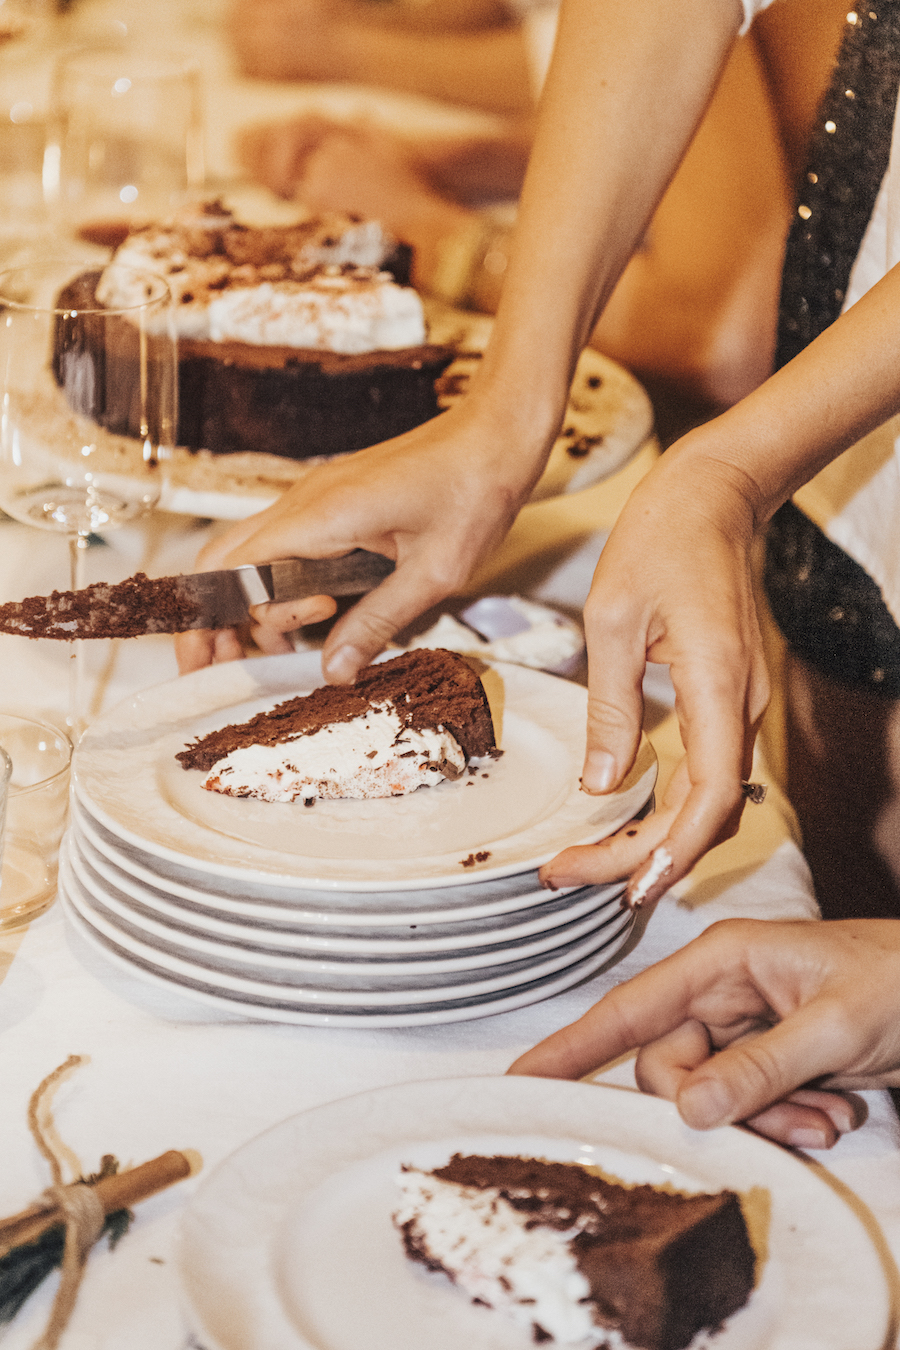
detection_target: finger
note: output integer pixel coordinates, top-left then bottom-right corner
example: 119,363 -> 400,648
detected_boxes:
635,1030 -> 853,1148
211,628 -> 246,664
634,1019 -> 712,1100
175,629 -> 217,674
785,1087 -> 863,1135
540,801 -> 670,891
509,931 -> 758,1080
580,588 -> 645,795
675,999 -> 862,1130
321,549 -> 467,683
742,1099 -> 839,1150
248,594 -> 338,656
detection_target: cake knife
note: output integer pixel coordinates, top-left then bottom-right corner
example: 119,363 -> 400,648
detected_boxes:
0,551 -> 396,639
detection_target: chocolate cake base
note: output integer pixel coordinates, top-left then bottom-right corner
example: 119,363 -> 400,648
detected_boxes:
53,272 -> 455,460
395,1154 -> 756,1350
177,648 -> 496,775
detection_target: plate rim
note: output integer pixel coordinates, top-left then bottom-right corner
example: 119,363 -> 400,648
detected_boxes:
70,796 -> 621,927
60,848 -> 633,1005
66,830 -> 630,966
59,884 -> 635,1027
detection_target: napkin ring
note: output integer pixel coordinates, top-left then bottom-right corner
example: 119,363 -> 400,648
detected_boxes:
741,780 -> 768,805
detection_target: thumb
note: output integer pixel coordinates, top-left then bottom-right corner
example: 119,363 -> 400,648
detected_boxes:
321,556 -> 455,683
581,625 -> 645,794
675,1005 -> 845,1130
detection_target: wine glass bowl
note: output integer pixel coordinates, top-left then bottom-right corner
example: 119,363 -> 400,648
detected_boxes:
0,257 -> 176,731
0,257 -> 176,538
44,43 -> 204,244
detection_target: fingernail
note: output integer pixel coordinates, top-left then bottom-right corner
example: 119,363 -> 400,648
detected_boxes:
787,1127 -> 830,1150
325,645 -> 362,684
581,751 -> 616,794
679,1079 -> 734,1130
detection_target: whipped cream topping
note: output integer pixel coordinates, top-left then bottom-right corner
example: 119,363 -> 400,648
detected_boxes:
394,1169 -> 609,1347
202,704 -> 465,803
206,271 -> 425,353
96,201 -> 425,350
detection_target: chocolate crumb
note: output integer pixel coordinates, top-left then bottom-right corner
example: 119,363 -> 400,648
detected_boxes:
460,853 -> 476,867
474,850 -> 491,862
567,433 -> 604,458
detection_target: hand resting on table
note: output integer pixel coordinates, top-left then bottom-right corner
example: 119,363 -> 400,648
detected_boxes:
510,917 -> 900,1149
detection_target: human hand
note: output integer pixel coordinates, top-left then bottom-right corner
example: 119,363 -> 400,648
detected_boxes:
228,0 -> 351,82
509,917 -> 900,1149
239,117 -> 453,229
174,396 -> 551,678
539,433 -> 770,906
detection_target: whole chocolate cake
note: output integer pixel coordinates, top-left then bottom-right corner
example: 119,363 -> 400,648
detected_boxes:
53,204 -> 455,460
177,648 -> 497,804
394,1154 -> 756,1350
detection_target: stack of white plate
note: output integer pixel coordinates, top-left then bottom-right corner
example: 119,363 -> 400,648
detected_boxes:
60,652 -> 657,1027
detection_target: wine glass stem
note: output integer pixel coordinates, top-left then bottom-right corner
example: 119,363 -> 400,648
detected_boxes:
67,532 -> 89,740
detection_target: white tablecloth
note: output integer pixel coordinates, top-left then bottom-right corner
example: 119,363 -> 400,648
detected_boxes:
0,481 -> 898,1348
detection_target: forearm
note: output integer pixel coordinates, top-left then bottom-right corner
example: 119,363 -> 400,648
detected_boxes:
340,25 -> 533,113
672,261 -> 900,523
473,0 -> 743,447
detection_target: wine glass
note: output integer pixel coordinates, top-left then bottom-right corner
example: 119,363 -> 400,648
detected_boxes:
0,257 -> 177,733
44,42 -> 204,246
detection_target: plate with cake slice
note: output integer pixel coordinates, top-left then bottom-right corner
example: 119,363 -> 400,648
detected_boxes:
177,1076 -> 891,1350
72,649 -> 657,889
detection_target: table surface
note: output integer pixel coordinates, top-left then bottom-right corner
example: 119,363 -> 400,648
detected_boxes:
0,5 -> 898,1344
0,474 -> 898,1348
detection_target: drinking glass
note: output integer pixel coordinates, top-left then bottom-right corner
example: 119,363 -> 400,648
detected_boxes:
0,258 -> 177,731
44,43 -> 204,244
0,712 -> 71,929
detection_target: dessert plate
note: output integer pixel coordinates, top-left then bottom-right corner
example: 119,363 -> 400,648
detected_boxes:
160,331 -> 653,521
59,885 -> 636,1027
178,1076 -> 892,1350
71,797 -> 627,927
72,652 -> 657,890
61,851 -> 632,1004
68,828 -> 627,958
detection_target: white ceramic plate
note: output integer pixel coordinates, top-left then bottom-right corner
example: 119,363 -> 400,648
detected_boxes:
72,797 -> 628,929
61,850 -> 632,1004
178,1076 -> 892,1350
68,829 -> 628,962
73,653 -> 657,890
59,885 -> 636,1027
159,332 -> 653,521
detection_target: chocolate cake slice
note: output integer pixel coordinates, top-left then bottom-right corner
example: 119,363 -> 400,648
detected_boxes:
177,648 -> 497,804
394,1154 -> 756,1350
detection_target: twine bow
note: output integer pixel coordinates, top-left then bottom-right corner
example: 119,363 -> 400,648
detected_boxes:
26,1055 -> 105,1350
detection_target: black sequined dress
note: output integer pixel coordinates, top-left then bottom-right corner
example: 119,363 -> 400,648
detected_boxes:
763,1 -> 900,694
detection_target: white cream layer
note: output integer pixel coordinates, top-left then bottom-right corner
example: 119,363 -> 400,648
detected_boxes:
206,273 -> 425,352
202,704 -> 465,802
394,1170 -> 609,1347
96,213 -> 425,350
